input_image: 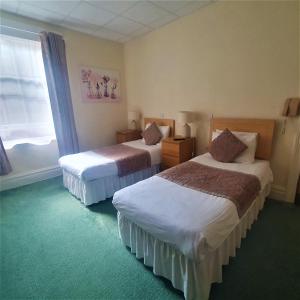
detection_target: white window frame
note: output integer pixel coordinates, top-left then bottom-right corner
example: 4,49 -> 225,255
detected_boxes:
0,25 -> 57,150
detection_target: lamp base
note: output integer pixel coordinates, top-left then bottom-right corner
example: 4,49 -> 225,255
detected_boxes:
129,120 -> 137,130
182,123 -> 191,138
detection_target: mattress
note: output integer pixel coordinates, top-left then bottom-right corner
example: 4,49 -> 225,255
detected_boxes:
113,153 -> 273,261
59,139 -> 161,181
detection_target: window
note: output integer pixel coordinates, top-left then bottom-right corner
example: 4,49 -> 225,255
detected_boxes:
0,33 -> 55,149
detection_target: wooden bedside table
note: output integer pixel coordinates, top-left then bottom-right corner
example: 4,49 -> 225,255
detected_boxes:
116,129 -> 142,143
162,137 -> 196,169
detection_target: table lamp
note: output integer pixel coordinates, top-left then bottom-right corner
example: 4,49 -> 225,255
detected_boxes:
128,111 -> 139,130
177,111 -> 193,138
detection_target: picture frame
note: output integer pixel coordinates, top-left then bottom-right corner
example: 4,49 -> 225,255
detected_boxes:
80,66 -> 121,103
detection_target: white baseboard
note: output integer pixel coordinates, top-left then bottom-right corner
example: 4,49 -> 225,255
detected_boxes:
0,165 -> 62,191
270,184 -> 286,202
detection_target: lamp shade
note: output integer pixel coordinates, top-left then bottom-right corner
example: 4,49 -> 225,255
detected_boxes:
128,111 -> 139,121
177,111 -> 193,123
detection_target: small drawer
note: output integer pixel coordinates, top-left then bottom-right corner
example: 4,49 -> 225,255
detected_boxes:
162,155 -> 180,168
162,142 -> 179,157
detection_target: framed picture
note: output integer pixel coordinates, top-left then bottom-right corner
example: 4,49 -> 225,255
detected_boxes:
80,66 -> 121,102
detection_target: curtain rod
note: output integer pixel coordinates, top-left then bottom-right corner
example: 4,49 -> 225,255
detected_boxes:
0,24 -> 41,35
0,24 -> 64,38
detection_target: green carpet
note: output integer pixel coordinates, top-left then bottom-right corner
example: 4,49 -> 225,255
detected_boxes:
1,177 -> 299,300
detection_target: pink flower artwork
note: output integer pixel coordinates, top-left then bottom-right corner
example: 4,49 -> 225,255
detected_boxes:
80,66 -> 120,103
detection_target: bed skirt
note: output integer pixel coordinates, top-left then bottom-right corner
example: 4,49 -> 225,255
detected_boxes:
62,164 -> 160,206
117,184 -> 271,300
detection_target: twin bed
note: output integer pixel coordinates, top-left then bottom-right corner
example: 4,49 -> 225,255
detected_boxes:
59,118 -> 175,205
59,117 -> 275,300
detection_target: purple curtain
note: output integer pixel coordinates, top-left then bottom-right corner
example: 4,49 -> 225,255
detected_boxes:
40,32 -> 79,157
0,137 -> 12,175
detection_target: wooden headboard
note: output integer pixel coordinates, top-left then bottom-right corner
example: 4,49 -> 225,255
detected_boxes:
144,117 -> 175,137
210,118 -> 275,160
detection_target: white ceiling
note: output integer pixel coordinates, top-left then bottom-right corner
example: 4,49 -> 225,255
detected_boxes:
0,0 -> 214,43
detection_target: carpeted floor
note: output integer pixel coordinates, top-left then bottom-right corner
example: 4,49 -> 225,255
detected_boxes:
1,177 -> 299,300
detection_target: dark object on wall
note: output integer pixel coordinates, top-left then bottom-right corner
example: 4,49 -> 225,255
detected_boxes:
282,98 -> 300,117
295,176 -> 300,206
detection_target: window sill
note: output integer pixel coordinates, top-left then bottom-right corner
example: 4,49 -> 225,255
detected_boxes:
4,136 -> 56,150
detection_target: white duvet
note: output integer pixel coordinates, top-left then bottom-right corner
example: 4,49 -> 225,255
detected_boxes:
113,153 -> 273,261
58,139 -> 161,181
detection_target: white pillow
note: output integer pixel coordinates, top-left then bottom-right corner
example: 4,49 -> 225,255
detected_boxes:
212,130 -> 258,163
159,125 -> 170,139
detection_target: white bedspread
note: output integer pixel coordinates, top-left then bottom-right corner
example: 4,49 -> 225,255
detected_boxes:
112,153 -> 273,261
122,139 -> 161,165
59,139 -> 161,181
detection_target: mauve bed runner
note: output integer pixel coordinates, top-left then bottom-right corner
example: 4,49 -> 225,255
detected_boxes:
95,144 -> 151,177
158,161 -> 261,217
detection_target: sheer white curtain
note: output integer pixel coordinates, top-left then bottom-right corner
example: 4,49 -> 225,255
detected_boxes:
0,33 -> 55,149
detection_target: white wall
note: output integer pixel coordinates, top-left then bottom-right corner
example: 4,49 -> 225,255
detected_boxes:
1,141 -> 61,191
124,0 -> 300,202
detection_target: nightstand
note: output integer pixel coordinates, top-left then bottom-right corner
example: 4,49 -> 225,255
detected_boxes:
116,129 -> 142,144
162,137 -> 196,169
